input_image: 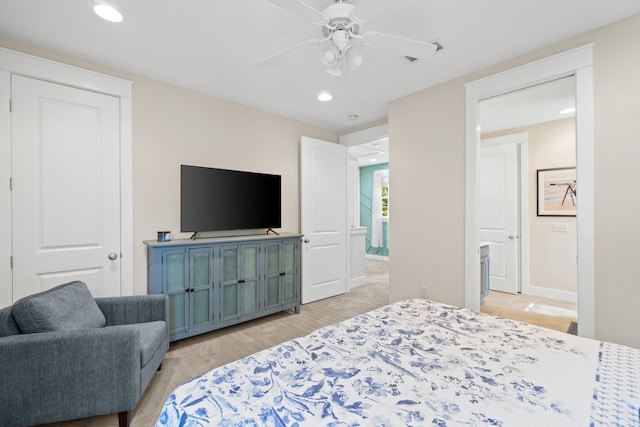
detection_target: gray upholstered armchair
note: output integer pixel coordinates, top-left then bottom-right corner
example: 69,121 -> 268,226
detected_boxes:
0,281 -> 169,427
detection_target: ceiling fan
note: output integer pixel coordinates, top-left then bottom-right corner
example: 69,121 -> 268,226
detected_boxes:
257,0 -> 439,76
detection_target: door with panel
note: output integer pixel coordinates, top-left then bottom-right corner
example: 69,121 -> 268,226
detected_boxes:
11,74 -> 122,300
300,136 -> 348,304
479,142 -> 519,294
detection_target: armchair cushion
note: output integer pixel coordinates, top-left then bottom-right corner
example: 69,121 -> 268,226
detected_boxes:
12,281 -> 106,334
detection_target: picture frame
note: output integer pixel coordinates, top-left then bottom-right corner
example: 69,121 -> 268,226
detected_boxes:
537,167 -> 576,216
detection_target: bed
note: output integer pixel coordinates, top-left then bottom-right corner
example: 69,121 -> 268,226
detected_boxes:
155,299 -> 639,426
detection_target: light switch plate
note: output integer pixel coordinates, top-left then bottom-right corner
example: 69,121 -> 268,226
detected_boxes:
552,223 -> 569,232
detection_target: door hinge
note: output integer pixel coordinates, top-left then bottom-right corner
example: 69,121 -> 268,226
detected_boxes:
10,256 -> 13,269
9,98 -> 12,112
9,177 -> 12,191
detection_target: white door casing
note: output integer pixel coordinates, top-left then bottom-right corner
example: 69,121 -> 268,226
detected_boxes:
300,136 -> 348,303
0,68 -> 10,308
479,142 -> 519,293
465,45 -> 594,338
11,75 -> 122,299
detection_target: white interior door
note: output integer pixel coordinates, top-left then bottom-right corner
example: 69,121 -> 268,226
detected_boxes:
300,136 -> 347,303
479,143 -> 519,294
11,75 -> 122,300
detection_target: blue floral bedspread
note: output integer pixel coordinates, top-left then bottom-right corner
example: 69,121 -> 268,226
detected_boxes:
156,299 -> 640,426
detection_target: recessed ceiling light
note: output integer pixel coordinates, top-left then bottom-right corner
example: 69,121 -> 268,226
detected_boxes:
348,114 -> 359,121
317,91 -> 332,102
93,4 -> 123,23
369,159 -> 377,163
559,107 -> 576,115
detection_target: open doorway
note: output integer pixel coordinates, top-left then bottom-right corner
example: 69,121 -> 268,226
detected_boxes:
464,45 -> 594,338
340,125 -> 390,292
350,139 -> 389,261
477,77 -> 578,333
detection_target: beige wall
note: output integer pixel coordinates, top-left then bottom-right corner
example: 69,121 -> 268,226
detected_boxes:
389,13 -> 640,347
0,37 -> 338,296
388,80 -> 467,304
484,118 -> 577,296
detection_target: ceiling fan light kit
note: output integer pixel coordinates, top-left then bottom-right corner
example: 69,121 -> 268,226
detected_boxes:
259,0 -> 439,77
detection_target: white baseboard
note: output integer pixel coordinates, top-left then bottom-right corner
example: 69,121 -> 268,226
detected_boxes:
522,285 -> 577,303
349,276 -> 368,290
365,254 -> 389,261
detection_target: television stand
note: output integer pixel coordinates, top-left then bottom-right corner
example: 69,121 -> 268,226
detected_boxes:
266,228 -> 280,235
145,232 -> 302,341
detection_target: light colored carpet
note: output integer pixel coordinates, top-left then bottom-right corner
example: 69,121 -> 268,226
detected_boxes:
41,259 -> 389,427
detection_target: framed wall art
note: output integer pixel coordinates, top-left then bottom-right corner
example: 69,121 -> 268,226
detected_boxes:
537,167 -> 576,216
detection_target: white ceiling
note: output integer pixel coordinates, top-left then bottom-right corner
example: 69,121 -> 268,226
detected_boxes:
480,76 -> 576,134
1,1 -> 639,133
349,137 -> 389,166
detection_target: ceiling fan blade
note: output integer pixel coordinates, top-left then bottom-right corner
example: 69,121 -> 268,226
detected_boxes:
362,31 -> 438,60
350,0 -> 387,23
264,0 -> 325,23
256,37 -> 327,70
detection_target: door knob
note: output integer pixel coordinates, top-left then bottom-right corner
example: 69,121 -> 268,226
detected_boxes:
108,252 -> 118,260
508,235 -> 520,240
303,239 -> 310,243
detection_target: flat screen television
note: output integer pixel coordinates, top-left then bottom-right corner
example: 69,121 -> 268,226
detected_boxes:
180,165 -> 281,234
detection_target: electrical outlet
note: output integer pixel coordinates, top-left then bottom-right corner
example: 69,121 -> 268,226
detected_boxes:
421,286 -> 428,298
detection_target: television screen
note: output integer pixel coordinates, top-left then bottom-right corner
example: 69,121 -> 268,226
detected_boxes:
180,165 -> 281,233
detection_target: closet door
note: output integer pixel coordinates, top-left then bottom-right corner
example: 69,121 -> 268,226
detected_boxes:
11,75 -> 122,299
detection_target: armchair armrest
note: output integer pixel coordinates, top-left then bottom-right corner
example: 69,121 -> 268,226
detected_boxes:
96,294 -> 168,326
0,327 -> 141,426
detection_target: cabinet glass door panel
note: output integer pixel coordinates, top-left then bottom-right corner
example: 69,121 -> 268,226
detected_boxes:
267,276 -> 279,306
283,241 -> 295,272
165,251 -> 186,293
222,248 -> 238,282
190,248 -> 214,329
162,249 -> 188,336
168,292 -> 186,332
223,284 -> 238,318
267,244 -> 279,276
283,274 -> 295,303
264,242 -> 282,309
242,246 -> 258,279
240,245 -> 259,315
192,251 -> 211,286
192,288 -> 211,326
242,281 -> 258,313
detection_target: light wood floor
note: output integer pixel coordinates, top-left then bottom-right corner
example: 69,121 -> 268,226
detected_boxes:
481,290 -> 577,333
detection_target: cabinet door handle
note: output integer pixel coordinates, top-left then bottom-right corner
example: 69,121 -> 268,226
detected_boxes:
238,279 -> 245,284
279,272 -> 286,276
